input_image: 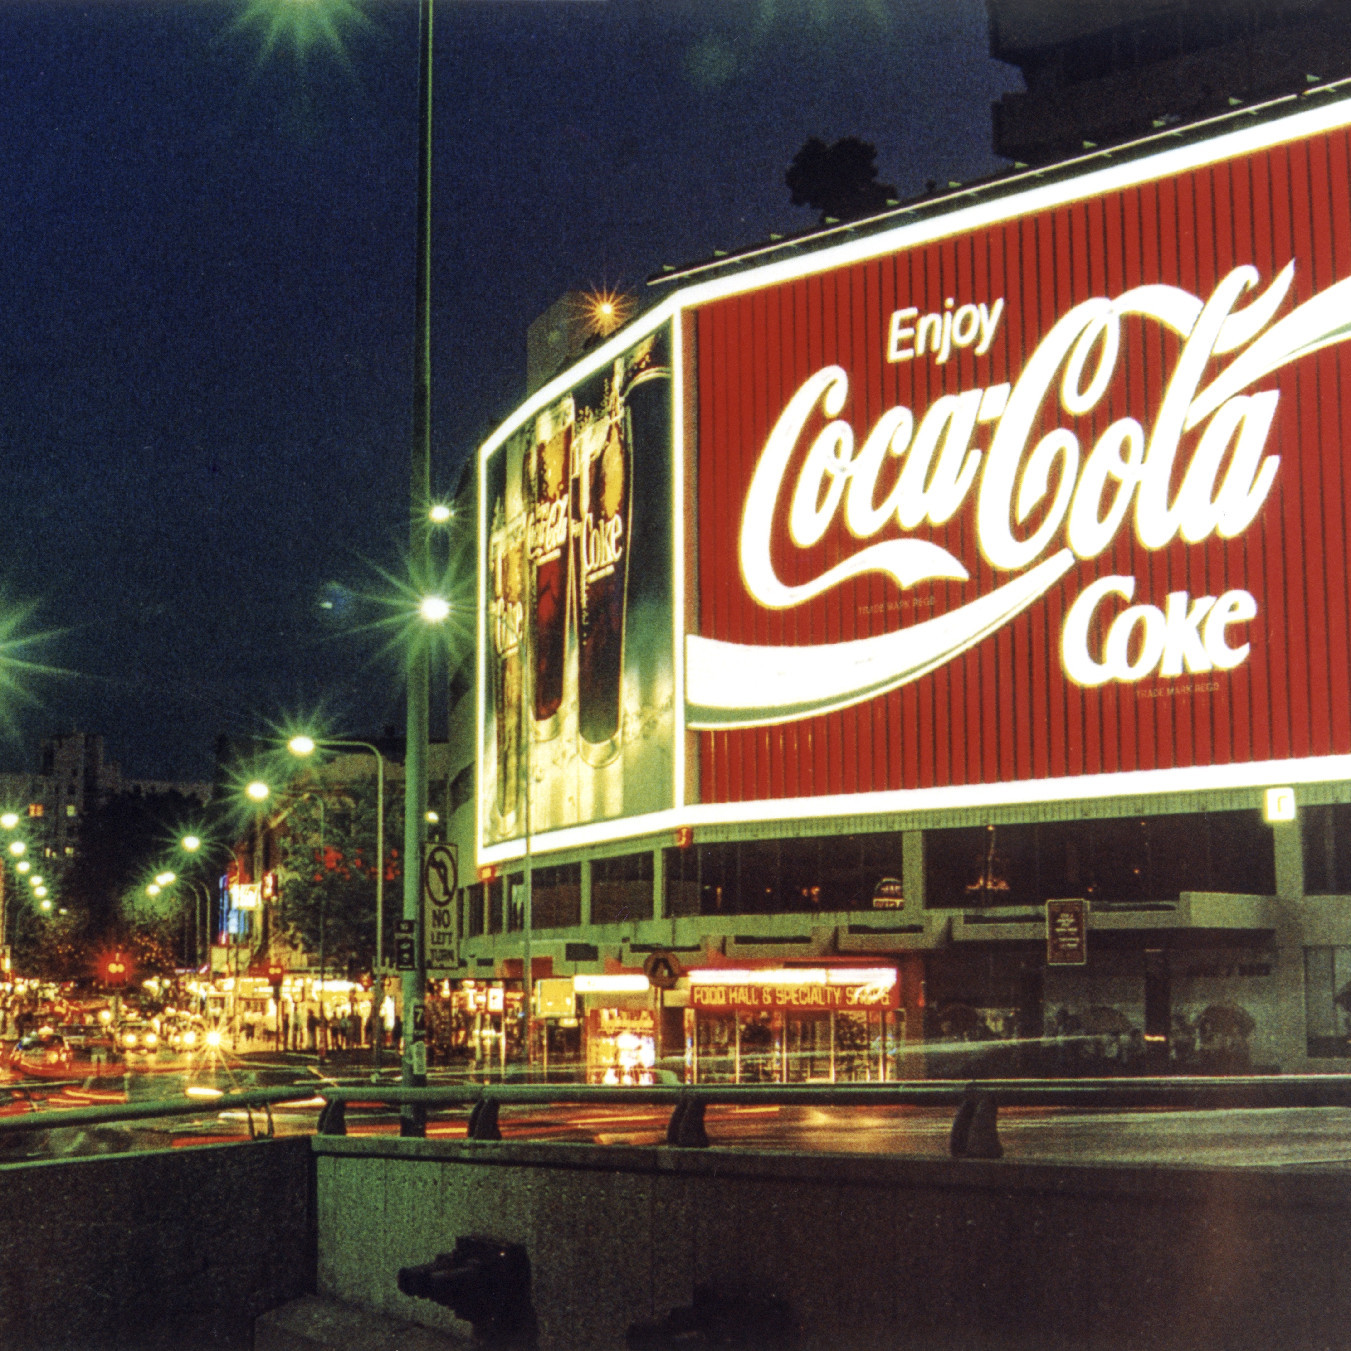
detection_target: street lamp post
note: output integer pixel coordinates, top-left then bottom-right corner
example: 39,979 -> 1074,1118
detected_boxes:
401,0 -> 435,1137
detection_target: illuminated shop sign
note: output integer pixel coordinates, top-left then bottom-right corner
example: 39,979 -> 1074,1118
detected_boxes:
688,967 -> 900,1011
691,97 -> 1351,808
229,882 -> 261,911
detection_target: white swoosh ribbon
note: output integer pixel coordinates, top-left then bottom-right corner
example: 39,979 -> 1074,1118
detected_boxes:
686,549 -> 1076,729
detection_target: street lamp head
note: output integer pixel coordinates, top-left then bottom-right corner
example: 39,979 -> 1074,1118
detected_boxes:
146,884 -> 161,897
246,780 -> 271,802
429,503 -> 452,524
155,871 -> 176,886
15,861 -> 29,873
288,735 -> 316,757
419,594 -> 450,623
181,835 -> 201,853
8,840 -> 24,857
425,810 -> 438,824
0,813 -> 17,830
39,898 -> 51,911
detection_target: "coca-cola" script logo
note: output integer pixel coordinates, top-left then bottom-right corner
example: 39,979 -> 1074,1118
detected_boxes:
687,261 -> 1351,729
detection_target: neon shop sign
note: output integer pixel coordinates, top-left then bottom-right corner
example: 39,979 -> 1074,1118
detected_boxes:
687,262 -> 1351,727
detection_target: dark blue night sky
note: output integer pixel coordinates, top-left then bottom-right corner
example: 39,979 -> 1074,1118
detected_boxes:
0,0 -> 1019,781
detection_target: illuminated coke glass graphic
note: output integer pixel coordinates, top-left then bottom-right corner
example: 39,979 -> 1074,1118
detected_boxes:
577,364 -> 633,766
528,397 -> 574,740
478,325 -> 674,853
489,494 -> 526,834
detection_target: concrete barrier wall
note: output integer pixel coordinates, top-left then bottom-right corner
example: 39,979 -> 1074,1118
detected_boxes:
315,1134 -> 1351,1351
0,1136 -> 313,1351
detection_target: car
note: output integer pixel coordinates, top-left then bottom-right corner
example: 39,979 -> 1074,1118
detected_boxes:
9,1032 -> 73,1075
118,1022 -> 162,1058
164,1016 -> 207,1052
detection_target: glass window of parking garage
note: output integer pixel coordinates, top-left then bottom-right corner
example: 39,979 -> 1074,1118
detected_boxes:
498,871 -> 584,930
592,852 -> 654,924
1304,946 -> 1351,1057
664,833 -> 907,916
517,862 -> 581,929
463,883 -> 484,938
925,813 -> 1275,908
1301,804 -> 1351,893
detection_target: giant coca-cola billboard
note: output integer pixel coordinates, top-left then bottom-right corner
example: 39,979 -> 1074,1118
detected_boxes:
687,98 -> 1351,809
479,97 -> 1351,864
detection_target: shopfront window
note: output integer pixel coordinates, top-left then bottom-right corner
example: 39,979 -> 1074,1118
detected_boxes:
591,852 -> 653,924
925,812 -> 1274,909
487,878 -> 504,934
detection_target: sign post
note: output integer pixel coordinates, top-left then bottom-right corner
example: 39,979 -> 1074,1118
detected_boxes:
422,842 -> 459,975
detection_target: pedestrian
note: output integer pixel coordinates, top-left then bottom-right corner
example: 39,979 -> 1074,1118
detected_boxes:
307,1007 -> 318,1051
392,1014 -> 403,1052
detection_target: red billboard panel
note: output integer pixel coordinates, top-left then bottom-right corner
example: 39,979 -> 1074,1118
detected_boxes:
689,105 -> 1351,806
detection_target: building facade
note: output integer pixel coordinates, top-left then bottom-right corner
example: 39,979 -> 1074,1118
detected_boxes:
438,85 -> 1351,1081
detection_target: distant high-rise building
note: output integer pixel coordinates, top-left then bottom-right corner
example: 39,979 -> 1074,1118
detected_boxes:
989,0 -> 1351,164
0,732 -> 209,866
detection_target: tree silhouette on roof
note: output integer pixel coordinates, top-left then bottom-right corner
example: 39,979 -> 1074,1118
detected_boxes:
785,136 -> 896,224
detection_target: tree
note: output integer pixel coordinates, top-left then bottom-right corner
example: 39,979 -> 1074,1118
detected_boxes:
785,136 -> 897,223
274,786 -> 404,978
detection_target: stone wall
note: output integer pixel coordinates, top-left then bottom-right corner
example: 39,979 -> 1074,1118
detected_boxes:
0,1137 -> 313,1350
315,1133 -> 1351,1351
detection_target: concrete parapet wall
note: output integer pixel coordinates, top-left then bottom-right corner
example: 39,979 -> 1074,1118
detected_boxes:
0,1137 -> 313,1351
315,1133 -> 1351,1351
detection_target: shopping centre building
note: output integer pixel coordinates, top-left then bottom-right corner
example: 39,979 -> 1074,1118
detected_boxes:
435,82 -> 1351,1082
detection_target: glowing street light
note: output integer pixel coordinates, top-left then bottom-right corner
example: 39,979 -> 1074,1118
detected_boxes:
246,780 -> 271,803
181,834 -> 202,853
146,884 -> 161,898
8,840 -> 24,857
419,595 -> 450,624
155,871 -> 176,887
15,861 -> 29,874
0,813 -> 17,830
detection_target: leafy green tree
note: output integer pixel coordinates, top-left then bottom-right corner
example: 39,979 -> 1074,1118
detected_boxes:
274,785 -> 404,978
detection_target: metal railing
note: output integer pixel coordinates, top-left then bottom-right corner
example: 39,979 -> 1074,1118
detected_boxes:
7,1073 -> 1351,1149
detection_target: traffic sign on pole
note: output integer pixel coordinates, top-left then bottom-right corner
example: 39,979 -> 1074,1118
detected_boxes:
423,842 -> 459,974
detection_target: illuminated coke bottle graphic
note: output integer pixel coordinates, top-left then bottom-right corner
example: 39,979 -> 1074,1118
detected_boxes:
489,494 -> 526,834
528,399 -> 574,740
577,366 -> 632,766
